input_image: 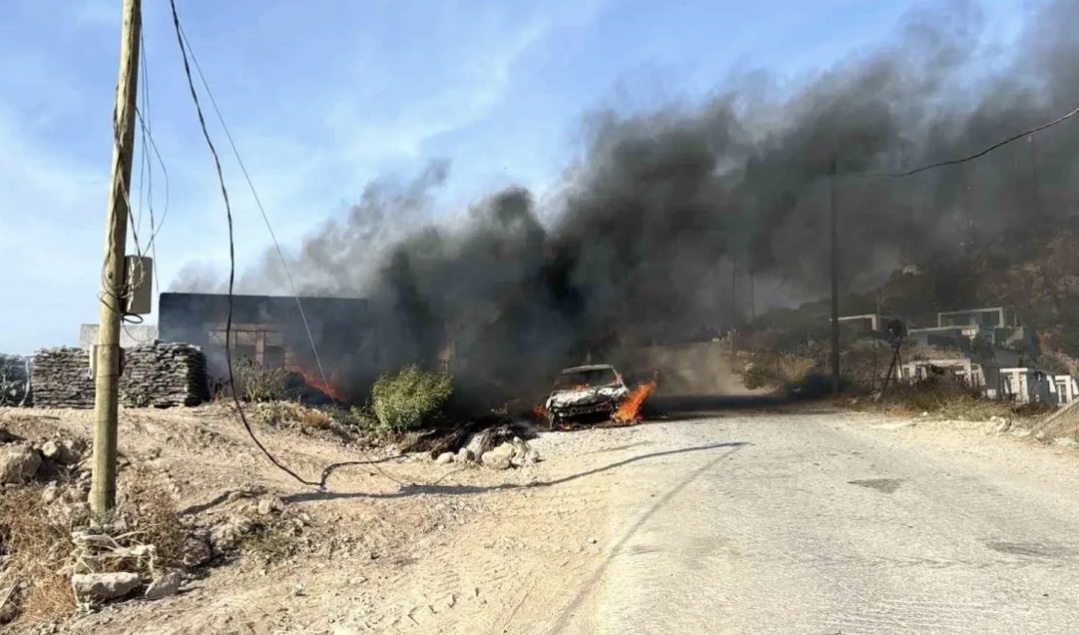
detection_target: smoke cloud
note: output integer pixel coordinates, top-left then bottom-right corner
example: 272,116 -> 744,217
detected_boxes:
172,0 -> 1079,400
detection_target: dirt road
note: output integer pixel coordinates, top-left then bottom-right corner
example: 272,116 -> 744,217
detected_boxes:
303,409 -> 1079,635
558,414 -> 1079,634
12,406 -> 1079,634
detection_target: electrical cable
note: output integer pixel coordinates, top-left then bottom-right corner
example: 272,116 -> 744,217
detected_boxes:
137,27 -> 163,296
862,103 -> 1079,179
169,0 -> 322,489
174,23 -> 335,407
122,31 -> 167,345
173,17 -> 425,489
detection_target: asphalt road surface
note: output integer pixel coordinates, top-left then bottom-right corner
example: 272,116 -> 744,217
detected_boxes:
551,411 -> 1079,634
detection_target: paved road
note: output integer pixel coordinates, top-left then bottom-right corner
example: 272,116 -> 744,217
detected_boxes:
557,413 -> 1079,634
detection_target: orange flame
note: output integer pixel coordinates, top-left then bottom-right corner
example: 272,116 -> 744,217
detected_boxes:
611,380 -> 657,424
291,366 -> 346,402
531,404 -> 549,420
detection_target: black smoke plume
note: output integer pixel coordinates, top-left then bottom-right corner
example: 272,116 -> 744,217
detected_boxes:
172,0 -> 1079,402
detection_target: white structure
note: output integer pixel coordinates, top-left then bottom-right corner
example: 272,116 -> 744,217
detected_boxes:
1050,374 -> 1079,405
895,358 -> 985,388
998,368 -> 1053,405
837,314 -> 898,335
78,323 -> 159,350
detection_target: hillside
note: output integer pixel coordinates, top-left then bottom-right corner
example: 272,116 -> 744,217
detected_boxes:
748,217 -> 1079,362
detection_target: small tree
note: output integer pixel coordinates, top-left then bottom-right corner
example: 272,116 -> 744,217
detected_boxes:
370,365 -> 453,434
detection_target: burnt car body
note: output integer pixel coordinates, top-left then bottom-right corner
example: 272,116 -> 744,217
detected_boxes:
544,364 -> 630,425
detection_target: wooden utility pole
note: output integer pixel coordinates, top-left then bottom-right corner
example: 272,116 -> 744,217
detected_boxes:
829,159 -> 841,394
91,0 -> 142,516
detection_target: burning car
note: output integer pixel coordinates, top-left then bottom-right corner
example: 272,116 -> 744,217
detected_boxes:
544,364 -> 631,426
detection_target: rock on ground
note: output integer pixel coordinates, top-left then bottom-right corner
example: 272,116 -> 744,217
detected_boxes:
435,452 -> 455,465
210,516 -> 257,554
481,443 -> 515,470
257,496 -> 285,516
181,530 -> 214,568
144,571 -> 183,600
72,572 -> 141,602
1,445 -> 42,484
41,439 -> 83,465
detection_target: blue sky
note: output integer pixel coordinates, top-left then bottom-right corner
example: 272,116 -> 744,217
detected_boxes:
0,0 -> 1025,354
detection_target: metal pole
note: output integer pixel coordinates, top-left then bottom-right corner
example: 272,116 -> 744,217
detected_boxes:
91,0 -> 142,516
829,159 -> 841,394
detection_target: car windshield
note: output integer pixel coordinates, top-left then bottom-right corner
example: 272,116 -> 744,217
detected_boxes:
556,368 -> 618,389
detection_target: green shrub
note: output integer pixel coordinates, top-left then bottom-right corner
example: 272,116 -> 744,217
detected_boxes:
370,365 -> 453,434
346,403 -> 380,431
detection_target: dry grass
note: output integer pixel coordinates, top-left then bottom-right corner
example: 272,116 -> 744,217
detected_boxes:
295,406 -> 334,430
0,470 -> 188,627
863,377 -> 1056,421
1031,401 -> 1079,442
0,486 -> 86,625
117,467 -> 189,571
252,401 -> 338,432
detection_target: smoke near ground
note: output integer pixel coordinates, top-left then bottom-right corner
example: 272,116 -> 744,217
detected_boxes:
172,0 -> 1079,399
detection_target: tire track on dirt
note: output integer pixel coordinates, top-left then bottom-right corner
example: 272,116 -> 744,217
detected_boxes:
321,469 -> 621,633
539,442 -> 749,634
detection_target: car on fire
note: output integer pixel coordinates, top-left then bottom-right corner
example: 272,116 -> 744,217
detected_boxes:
544,364 -> 631,426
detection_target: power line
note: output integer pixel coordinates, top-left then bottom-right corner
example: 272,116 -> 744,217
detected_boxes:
168,0 -> 320,489
137,27 -> 161,294
174,21 -> 334,421
168,1 -> 422,490
122,29 -> 172,343
174,18 -> 415,489
864,102 -> 1079,179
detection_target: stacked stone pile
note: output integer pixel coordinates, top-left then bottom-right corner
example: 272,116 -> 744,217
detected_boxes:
122,342 -> 210,407
30,343 -> 210,408
30,347 -> 95,408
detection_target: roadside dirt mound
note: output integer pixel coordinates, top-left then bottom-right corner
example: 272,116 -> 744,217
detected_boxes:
1030,400 -> 1079,445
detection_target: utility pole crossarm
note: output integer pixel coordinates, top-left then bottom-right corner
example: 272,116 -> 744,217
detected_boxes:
91,0 -> 142,516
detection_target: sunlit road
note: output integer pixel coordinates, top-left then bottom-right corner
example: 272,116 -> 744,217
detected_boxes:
554,412 -> 1079,634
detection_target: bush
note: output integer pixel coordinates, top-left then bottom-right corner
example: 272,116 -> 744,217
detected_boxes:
345,403 -> 379,430
234,359 -> 292,403
369,365 -> 453,434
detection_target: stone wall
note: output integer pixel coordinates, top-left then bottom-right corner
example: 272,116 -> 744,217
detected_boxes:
31,343 -> 210,409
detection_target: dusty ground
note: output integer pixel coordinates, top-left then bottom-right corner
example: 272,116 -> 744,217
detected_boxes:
4,402 -> 1079,634
0,403 -> 639,635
